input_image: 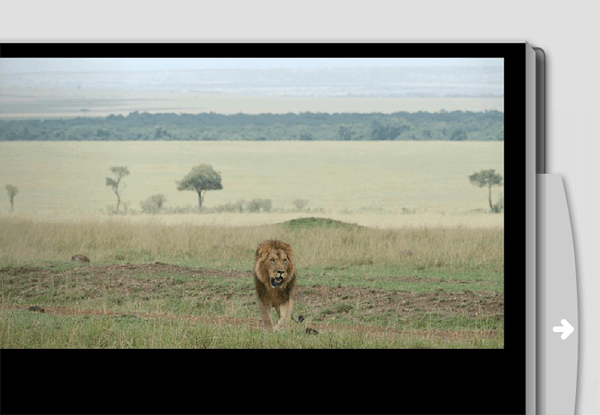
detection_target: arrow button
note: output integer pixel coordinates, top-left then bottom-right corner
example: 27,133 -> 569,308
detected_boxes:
553,319 -> 574,340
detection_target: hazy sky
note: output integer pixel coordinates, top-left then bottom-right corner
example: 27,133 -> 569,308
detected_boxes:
0,58 -> 503,74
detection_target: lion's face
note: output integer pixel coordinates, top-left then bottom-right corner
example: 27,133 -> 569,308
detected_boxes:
255,240 -> 295,289
265,249 -> 291,288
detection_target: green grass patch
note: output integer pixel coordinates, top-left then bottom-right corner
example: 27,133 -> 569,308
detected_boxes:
300,264 -> 503,293
0,308 -> 502,349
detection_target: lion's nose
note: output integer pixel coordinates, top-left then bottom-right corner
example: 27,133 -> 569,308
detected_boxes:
277,270 -> 285,277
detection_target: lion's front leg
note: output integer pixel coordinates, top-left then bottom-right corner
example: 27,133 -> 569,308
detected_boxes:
258,299 -> 274,329
275,299 -> 293,330
274,304 -> 281,319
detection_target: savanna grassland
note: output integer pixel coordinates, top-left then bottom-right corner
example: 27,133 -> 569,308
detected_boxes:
0,140 -> 503,348
0,216 -> 503,348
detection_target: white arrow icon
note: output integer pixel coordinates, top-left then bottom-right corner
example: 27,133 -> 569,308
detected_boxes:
553,319 -> 574,340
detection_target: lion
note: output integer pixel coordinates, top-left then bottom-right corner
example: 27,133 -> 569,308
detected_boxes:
252,239 -> 298,330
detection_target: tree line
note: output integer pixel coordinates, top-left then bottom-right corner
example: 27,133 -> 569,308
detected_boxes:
0,110 -> 503,142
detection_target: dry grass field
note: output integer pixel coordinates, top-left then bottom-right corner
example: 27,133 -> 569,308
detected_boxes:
0,140 -> 503,222
0,216 -> 503,270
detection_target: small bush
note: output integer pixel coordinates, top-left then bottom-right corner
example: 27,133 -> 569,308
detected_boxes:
140,194 -> 167,214
492,193 -> 504,213
292,199 -> 309,211
247,199 -> 272,213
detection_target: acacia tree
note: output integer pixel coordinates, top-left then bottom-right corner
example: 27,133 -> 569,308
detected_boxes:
105,166 -> 130,213
469,169 -> 503,212
5,185 -> 18,212
177,164 -> 223,208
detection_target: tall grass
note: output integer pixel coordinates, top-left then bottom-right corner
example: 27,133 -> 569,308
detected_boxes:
0,216 -> 502,272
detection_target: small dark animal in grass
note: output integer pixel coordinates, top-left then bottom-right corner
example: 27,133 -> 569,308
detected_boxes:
71,254 -> 90,263
253,240 -> 298,331
28,306 -> 45,313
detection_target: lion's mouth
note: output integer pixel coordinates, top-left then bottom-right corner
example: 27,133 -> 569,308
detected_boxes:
270,277 -> 284,288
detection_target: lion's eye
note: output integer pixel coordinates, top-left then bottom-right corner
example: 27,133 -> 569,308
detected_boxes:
271,259 -> 275,264
283,259 -> 288,263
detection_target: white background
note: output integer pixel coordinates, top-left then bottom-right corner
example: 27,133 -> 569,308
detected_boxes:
1,0 -> 598,413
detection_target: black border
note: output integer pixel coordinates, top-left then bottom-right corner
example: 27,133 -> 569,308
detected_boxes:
0,43 -> 528,415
